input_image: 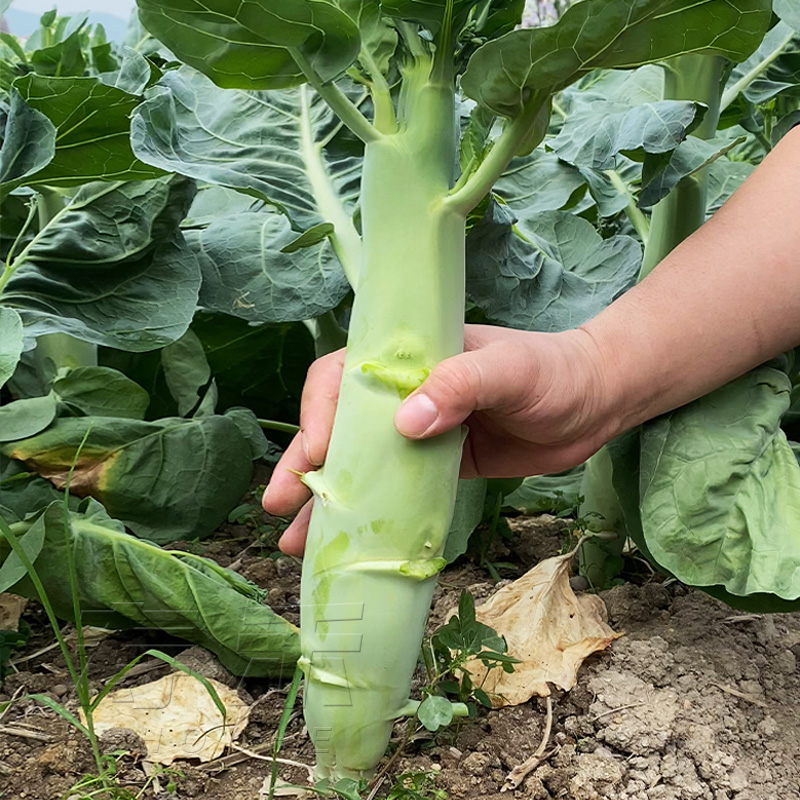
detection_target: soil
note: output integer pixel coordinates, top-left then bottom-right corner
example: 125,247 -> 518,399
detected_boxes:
1,516 -> 799,800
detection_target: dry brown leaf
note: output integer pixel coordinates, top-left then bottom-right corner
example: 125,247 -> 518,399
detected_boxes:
0,594 -> 27,631
465,550 -> 623,707
87,672 -> 251,764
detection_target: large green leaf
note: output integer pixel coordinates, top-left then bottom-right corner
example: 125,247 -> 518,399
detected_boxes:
493,149 -> 584,212
466,205 -> 640,332
639,366 -> 800,601
380,0 -> 475,29
0,91 -> 55,189
776,0 -> 800,32
160,330 -> 218,418
0,307 -> 23,391
550,100 -> 701,171
135,0 -> 360,90
0,394 -> 58,442
4,500 -> 299,676
2,410 -> 263,543
52,366 -> 151,420
706,157 -> 754,215
462,0 -> 772,117
9,74 -> 163,189
1,177 -> 201,351
132,67 -> 361,232
190,208 -> 349,324
503,468 -> 584,515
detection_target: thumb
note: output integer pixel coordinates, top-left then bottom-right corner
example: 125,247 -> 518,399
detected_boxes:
394,349 -> 505,439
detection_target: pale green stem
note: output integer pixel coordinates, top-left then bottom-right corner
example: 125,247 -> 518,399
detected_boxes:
361,50 -> 397,134
300,72 -> 466,782
606,169 -> 650,245
291,49 -> 381,145
720,26 -> 795,112
0,199 -> 37,293
298,84 -> 363,288
446,95 -> 550,215
307,310 -> 347,357
641,55 -> 725,279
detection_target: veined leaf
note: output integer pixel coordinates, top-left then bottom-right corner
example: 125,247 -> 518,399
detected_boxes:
466,205 -> 640,332
132,68 -> 361,233
0,308 -> 24,391
0,91 -> 55,190
2,410 -> 264,543
493,150 -> 584,213
4,500 -> 299,676
52,366 -> 151,420
462,0 -> 772,117
135,0 -> 360,90
639,366 -> 800,601
9,74 -> 164,189
160,330 -> 218,418
551,100 -> 701,171
0,394 -> 58,442
2,177 -> 201,352
190,208 -> 349,324
380,0 -> 475,29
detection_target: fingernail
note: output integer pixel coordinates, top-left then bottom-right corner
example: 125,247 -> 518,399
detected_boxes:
261,486 -> 270,509
395,394 -> 438,436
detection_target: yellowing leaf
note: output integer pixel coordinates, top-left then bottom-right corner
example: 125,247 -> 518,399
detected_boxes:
88,672 -> 251,764
465,550 -> 622,706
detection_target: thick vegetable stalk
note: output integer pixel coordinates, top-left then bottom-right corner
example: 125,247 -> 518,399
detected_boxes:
579,54 -> 726,585
299,67 -> 467,781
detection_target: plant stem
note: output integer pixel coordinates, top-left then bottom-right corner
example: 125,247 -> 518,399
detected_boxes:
308,310 -> 348,357
300,73 -> 465,782
446,94 -> 550,215
298,84 -> 363,287
258,419 -> 301,435
641,55 -> 725,278
606,169 -> 650,245
291,49 -> 381,145
720,25 -> 795,112
361,50 -> 397,135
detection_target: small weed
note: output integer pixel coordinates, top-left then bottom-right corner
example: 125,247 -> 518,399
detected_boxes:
420,591 -> 518,717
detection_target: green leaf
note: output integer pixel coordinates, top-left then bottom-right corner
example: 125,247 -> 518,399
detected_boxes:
706,157 -> 754,215
551,100 -> 701,171
132,67 -> 361,231
466,205 -> 641,332
0,91 -> 55,189
503,468 -> 584,515
99,47 -> 155,95
0,510 -> 46,593
639,366 -> 800,600
776,0 -> 800,32
0,394 -> 57,442
0,307 -> 23,391
5,500 -> 300,676
29,28 -> 86,77
494,148 -> 584,212
3,412 -> 260,543
9,73 -> 164,189
135,0 -> 361,90
161,330 -> 218,418
462,0 -> 773,118
417,695 -> 454,732
723,22 -> 799,108
52,366 -> 150,420
190,208 -> 349,324
444,478 -> 488,563
638,133 -> 745,208
2,177 -> 201,352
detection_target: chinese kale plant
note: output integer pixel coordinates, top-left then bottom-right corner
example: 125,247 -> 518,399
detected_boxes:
131,0 -> 772,781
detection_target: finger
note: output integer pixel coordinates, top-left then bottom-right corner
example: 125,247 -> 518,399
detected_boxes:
262,433 -> 314,516
394,343 -> 525,440
279,499 -> 313,556
299,349 -> 346,466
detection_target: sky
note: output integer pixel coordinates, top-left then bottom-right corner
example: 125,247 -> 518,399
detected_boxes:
12,0 -> 135,19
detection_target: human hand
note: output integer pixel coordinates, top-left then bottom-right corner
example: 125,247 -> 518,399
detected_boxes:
263,324 -> 616,555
